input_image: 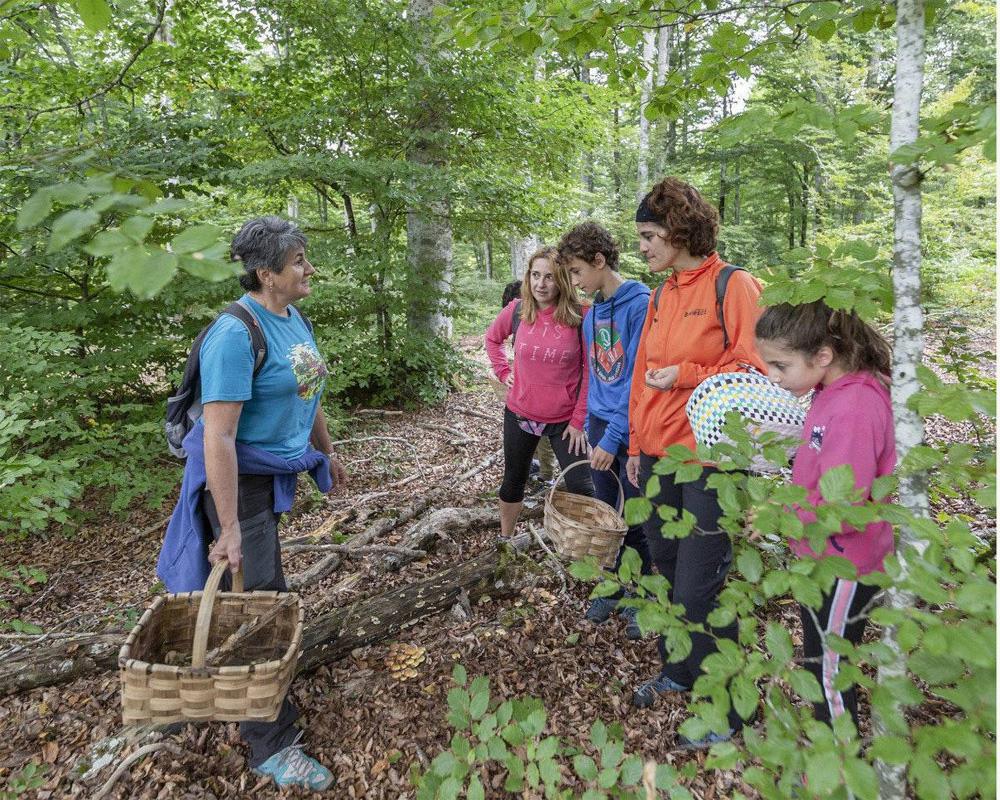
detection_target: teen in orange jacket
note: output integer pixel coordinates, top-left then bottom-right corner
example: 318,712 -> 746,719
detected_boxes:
625,177 -> 765,748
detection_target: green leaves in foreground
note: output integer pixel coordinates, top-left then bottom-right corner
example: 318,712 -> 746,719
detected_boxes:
16,173 -> 239,298
414,667 -> 693,799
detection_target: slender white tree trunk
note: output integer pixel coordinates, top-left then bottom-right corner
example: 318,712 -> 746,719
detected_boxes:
510,235 -> 540,280
637,30 -> 656,200
874,1 -> 927,797
405,0 -> 454,338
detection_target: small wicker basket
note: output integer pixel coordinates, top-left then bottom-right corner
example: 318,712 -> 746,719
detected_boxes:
544,460 -> 628,567
119,559 -> 303,725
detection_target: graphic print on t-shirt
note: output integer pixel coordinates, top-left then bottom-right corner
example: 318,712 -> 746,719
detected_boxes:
289,342 -> 328,400
592,321 -> 624,382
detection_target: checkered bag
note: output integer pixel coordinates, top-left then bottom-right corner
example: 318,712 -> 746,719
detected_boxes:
686,367 -> 807,473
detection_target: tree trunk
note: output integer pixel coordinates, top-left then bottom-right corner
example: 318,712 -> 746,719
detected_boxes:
875,1 -> 927,798
654,26 -> 673,176
510,235 -> 540,280
718,93 -> 729,223
732,160 -> 741,225
613,107 -> 622,201
405,0 -> 454,339
636,30 -> 656,200
486,239 -> 494,279
0,532 -> 543,696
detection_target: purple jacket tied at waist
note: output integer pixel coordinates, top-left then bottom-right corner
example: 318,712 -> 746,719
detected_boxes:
156,421 -> 333,592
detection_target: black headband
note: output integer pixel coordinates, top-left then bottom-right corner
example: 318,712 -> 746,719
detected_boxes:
635,192 -> 660,223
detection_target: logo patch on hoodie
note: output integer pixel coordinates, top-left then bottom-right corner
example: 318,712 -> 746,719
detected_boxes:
592,322 -> 624,382
809,425 -> 825,452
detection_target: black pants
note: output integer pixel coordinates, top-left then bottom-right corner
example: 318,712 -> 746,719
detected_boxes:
203,475 -> 299,768
499,407 -> 594,503
639,454 -> 742,729
801,579 -> 880,732
589,414 -> 651,589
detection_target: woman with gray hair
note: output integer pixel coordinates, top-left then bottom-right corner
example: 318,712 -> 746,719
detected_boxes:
158,216 -> 346,791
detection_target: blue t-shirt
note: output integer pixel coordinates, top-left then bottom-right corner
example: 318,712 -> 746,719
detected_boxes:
199,294 -> 327,459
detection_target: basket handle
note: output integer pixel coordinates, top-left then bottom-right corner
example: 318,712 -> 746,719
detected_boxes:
191,558 -> 244,668
548,459 -> 625,516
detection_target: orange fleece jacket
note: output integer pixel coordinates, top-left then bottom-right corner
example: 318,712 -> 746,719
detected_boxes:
628,252 -> 767,457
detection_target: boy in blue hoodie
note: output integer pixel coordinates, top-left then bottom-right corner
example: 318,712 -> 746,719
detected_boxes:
558,222 -> 652,636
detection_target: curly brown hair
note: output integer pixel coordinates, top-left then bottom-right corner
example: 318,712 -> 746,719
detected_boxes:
556,221 -> 620,271
641,177 -> 719,257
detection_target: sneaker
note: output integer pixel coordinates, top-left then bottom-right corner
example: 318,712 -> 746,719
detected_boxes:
253,732 -> 334,791
584,596 -> 619,624
619,604 -> 642,640
632,673 -> 689,708
676,728 -> 734,749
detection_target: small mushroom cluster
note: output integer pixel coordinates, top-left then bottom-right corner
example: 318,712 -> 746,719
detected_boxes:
385,642 -> 426,681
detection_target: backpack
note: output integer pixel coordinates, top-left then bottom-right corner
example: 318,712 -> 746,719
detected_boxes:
164,300 -> 311,458
652,264 -> 747,350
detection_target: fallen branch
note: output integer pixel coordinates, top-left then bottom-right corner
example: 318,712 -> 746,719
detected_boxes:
92,742 -> 186,800
204,596 -> 298,667
455,447 -> 502,484
452,406 -> 497,424
1,532 -> 541,695
385,504 -> 543,571
287,496 -> 433,590
284,543 -> 425,558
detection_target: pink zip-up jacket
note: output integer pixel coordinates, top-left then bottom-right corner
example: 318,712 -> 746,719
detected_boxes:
485,301 -> 589,430
790,372 -> 896,575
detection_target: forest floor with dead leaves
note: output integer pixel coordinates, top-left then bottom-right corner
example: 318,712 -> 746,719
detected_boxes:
0,329 -> 994,800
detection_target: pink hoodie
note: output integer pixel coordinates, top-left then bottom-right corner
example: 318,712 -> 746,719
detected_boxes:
790,372 -> 896,575
485,301 -> 589,430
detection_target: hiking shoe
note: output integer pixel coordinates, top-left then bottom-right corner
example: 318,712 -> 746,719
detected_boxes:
676,728 -> 734,750
585,596 -> 619,624
253,733 -> 334,791
632,673 -> 689,708
619,604 -> 643,640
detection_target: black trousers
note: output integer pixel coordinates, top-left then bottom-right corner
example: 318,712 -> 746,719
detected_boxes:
203,475 -> 299,768
499,407 -> 594,503
589,414 -> 651,587
639,454 -> 742,729
801,578 -> 880,731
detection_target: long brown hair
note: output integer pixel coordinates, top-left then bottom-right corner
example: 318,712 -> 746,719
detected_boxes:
755,300 -> 891,375
520,246 -> 583,328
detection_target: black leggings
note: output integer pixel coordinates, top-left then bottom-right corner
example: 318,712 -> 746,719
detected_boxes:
801,579 -> 880,731
499,407 -> 594,503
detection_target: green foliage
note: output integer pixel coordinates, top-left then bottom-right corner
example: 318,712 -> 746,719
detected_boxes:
0,762 -> 48,800
413,668 -> 695,799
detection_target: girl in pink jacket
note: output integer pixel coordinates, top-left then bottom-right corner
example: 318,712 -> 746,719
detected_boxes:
756,300 -> 895,734
485,247 -> 593,536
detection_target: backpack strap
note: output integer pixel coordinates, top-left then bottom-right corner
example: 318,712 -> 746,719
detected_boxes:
715,265 -> 747,351
225,300 -> 268,377
291,304 -> 314,336
511,299 -> 522,342
652,283 -> 664,312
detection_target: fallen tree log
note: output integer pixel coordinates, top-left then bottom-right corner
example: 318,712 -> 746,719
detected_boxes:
384,504 -> 544,571
0,533 -> 539,696
286,495 -> 433,590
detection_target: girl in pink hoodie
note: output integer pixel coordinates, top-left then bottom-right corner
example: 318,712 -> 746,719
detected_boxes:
485,247 -> 593,536
755,300 -> 895,734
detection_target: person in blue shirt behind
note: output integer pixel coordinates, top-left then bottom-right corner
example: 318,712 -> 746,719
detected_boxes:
158,216 -> 346,792
557,222 -> 653,637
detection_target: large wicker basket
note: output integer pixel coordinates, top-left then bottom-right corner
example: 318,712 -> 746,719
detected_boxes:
119,559 -> 303,725
544,460 -> 628,567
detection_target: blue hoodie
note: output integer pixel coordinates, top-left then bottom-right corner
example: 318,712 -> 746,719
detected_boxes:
584,279 -> 650,455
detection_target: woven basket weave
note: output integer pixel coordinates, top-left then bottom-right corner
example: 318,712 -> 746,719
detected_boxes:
119,559 -> 303,725
544,460 -> 628,567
